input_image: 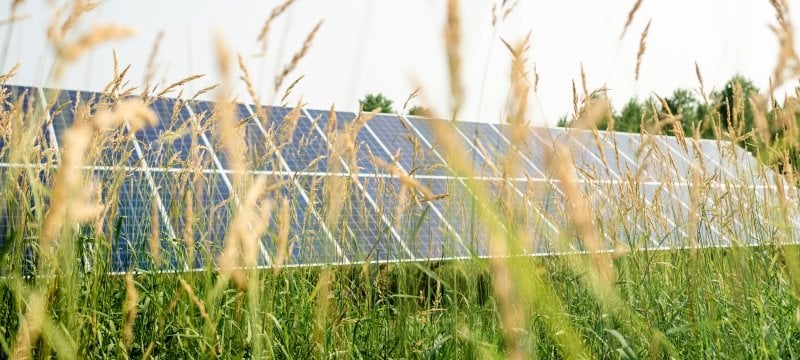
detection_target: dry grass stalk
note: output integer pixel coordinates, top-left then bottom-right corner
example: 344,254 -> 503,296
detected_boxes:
237,53 -> 270,125
311,269 -> 334,355
41,115 -> 95,247
694,62 -> 707,102
218,177 -> 273,288
279,99 -> 303,144
274,20 -> 323,91
191,84 -> 219,100
635,19 -> 652,81
273,197 -> 291,273
102,50 -> 133,99
255,0 -> 296,56
157,74 -> 205,98
178,278 -> 210,321
688,160 -> 702,250
11,291 -> 45,360
503,35 -> 532,149
491,0 -> 518,27
58,24 -> 136,64
0,63 -> 20,83
149,194 -> 161,263
280,75 -> 304,106
94,98 -> 157,132
123,273 -> 139,348
0,14 -> 30,26
768,0 -> 800,91
443,0 -> 463,120
183,176 -> 196,269
571,80 -> 579,119
580,63 -> 589,98
620,0 -> 644,39
141,31 -> 165,96
60,0 -> 100,36
371,156 -> 436,200
548,144 -> 615,287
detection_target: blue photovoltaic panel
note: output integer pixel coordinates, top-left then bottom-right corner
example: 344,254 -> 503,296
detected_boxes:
0,163 -> 56,275
47,90 -> 139,167
1,86 -> 39,161
261,181 -> 334,265
405,116 -> 489,177
238,104 -> 284,172
605,132 -> 684,182
298,175 -> 405,261
306,109 -> 386,174
535,127 -> 614,181
495,124 -> 554,178
456,121 -> 546,179
567,129 -> 636,180
91,169 -> 180,272
188,100 -> 232,169
363,176 -> 460,259
151,169 -> 235,268
367,114 -> 448,176
265,106 -> 332,172
414,177 -> 472,257
137,98 -> 198,168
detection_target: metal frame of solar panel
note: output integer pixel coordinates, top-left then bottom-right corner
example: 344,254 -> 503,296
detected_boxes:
0,84 -> 798,274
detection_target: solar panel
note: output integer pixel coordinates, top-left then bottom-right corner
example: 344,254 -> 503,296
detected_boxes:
454,121 -> 542,178
364,176 -> 473,258
305,109 -> 398,174
137,98 -> 199,169
263,106 -> 333,172
366,114 -> 448,176
297,174 -> 409,261
493,123 -> 552,178
1,84 -> 796,273
89,169 -> 174,272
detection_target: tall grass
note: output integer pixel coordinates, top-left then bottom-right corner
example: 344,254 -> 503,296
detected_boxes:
1,0 -> 800,358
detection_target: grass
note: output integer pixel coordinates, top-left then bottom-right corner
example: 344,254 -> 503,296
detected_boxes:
2,0 -> 800,358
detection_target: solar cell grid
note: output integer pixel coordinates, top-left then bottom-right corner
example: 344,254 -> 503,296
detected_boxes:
363,176 -> 460,259
455,121 -> 538,178
305,109 -> 385,174
298,174 -> 407,261
367,114 -> 448,176
137,98 -> 200,168
493,124 -> 551,178
90,169 -> 178,272
265,106 -> 332,172
0,85 -> 795,271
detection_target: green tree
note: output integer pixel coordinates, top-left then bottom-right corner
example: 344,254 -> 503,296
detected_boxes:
359,93 -> 394,113
713,75 -> 759,137
408,105 -> 430,117
663,88 -> 711,137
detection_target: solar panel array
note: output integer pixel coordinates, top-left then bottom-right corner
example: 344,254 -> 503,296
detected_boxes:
0,85 -> 797,272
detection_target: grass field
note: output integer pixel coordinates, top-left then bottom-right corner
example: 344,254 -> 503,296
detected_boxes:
2,0 -> 800,358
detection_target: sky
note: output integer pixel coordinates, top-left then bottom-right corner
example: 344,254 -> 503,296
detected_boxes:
2,0 -> 799,125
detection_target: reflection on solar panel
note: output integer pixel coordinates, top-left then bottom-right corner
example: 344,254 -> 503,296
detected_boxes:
1,84 -> 798,273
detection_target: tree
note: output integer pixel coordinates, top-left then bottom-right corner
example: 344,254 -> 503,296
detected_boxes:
408,105 -> 430,117
713,75 -> 759,137
359,93 -> 394,113
663,88 -> 711,137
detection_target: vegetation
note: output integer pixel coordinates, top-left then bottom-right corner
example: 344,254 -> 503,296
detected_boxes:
358,93 -> 394,113
1,0 -> 800,359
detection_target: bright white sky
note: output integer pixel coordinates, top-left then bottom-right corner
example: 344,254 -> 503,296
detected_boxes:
2,0 -> 799,125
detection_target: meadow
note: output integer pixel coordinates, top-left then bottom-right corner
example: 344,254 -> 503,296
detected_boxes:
1,0 -> 800,358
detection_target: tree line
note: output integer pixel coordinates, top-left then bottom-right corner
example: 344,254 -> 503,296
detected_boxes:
557,75 -> 800,178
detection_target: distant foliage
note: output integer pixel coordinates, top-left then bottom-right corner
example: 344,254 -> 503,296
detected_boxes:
359,93 -> 394,113
557,74 -> 800,177
408,105 -> 430,117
